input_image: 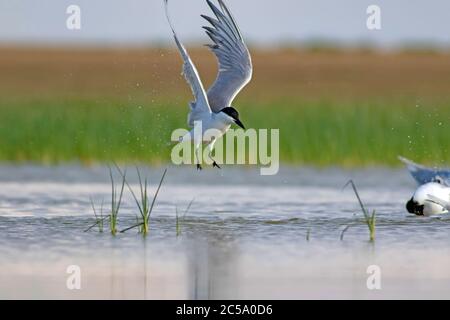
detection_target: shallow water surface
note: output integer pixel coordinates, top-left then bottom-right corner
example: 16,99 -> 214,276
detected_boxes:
1,165 -> 450,299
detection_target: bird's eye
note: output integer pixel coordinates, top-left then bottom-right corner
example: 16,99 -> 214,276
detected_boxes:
433,176 -> 444,184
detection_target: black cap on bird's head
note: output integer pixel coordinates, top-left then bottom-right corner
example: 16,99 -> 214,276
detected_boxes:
406,197 -> 424,216
221,107 -> 245,130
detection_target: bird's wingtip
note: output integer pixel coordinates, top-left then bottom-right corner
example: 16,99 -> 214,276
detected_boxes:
399,156 -> 432,173
399,156 -> 415,166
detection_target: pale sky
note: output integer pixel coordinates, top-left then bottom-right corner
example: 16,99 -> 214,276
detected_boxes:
0,0 -> 449,48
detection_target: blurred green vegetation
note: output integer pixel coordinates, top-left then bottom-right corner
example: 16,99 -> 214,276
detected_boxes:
0,95 -> 448,167
1,47 -> 450,167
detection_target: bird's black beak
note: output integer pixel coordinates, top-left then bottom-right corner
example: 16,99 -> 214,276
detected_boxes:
234,119 -> 245,130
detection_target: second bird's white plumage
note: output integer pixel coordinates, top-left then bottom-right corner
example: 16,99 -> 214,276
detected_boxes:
410,182 -> 450,216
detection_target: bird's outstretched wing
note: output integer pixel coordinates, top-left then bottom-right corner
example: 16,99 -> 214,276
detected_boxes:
399,156 -> 450,186
164,0 -> 212,124
202,0 -> 253,112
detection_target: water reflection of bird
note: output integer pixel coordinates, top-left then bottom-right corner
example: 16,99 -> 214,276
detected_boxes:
401,156 -> 450,216
164,0 -> 252,170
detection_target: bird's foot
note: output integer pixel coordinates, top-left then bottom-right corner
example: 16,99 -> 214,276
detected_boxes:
213,161 -> 221,169
196,164 -> 203,171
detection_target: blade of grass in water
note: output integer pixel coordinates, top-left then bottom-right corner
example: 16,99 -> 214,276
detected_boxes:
123,166 -> 151,234
91,198 -> 104,233
117,167 -> 168,234
344,180 -> 376,242
109,166 -> 126,236
176,207 -> 181,237
84,215 -> 109,233
85,198 -> 108,233
340,225 -> 350,241
176,198 -> 195,237
183,198 -> 195,219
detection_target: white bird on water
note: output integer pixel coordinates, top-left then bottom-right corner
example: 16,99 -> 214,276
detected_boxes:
400,156 -> 450,216
406,182 -> 450,216
164,0 -> 252,170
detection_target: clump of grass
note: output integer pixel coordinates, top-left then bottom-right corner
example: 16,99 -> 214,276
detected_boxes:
119,168 -> 168,235
109,166 -> 126,236
176,198 -> 195,237
344,180 -> 376,242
